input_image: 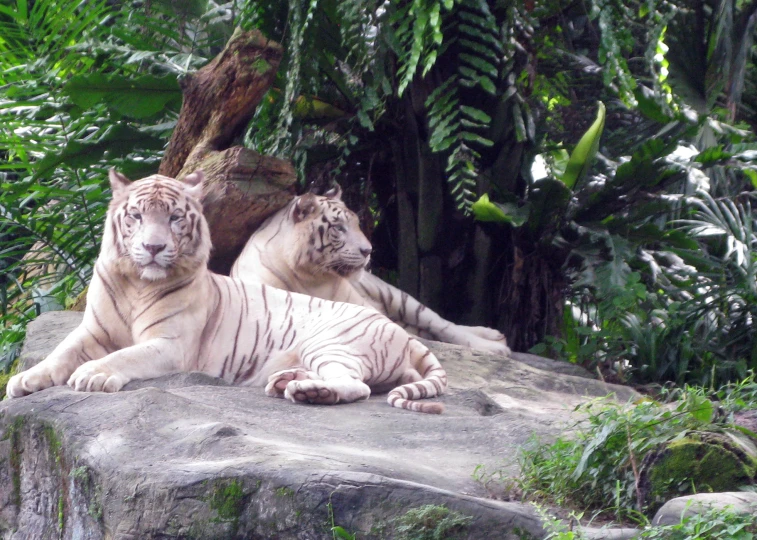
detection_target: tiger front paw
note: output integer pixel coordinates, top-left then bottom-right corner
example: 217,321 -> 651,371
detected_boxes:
67,362 -> 128,393
265,368 -> 321,398
6,367 -> 61,398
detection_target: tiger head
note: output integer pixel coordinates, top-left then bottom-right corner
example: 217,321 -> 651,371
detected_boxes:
287,185 -> 372,278
104,170 -> 211,281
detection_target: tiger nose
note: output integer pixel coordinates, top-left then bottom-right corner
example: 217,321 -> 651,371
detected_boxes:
360,247 -> 372,257
143,243 -> 166,256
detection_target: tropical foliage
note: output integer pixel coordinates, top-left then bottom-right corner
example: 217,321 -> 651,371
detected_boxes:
511,378 -> 757,523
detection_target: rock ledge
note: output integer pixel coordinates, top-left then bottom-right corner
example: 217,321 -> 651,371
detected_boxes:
0,311 -> 638,539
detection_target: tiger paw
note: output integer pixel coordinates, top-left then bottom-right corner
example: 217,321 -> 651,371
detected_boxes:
467,325 -> 507,342
284,380 -> 340,405
265,368 -> 321,398
449,326 -> 511,356
67,362 -> 128,393
471,335 -> 511,356
6,367 -> 60,398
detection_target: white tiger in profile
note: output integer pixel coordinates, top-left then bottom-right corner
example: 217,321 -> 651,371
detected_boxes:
6,171 -> 447,413
230,186 -> 511,356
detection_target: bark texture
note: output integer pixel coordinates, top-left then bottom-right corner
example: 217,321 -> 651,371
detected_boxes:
159,28 -> 283,179
157,29 -> 296,273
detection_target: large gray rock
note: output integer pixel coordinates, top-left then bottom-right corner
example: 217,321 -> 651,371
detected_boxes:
0,311 -> 638,539
653,492 -> 757,527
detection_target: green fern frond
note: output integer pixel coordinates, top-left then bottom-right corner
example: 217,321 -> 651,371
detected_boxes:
425,74 -> 492,213
392,0 -> 453,96
337,0 -> 376,77
262,0 -> 320,158
420,0 -> 505,213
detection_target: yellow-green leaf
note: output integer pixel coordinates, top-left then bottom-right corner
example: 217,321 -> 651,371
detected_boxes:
560,101 -> 606,190
471,194 -> 528,226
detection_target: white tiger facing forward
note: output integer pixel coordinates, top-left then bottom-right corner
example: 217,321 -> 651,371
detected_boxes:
6,171 -> 446,413
230,187 -> 511,356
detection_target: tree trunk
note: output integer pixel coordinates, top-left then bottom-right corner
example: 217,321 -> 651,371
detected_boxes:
497,236 -> 566,353
157,28 -> 297,274
159,28 -> 283,179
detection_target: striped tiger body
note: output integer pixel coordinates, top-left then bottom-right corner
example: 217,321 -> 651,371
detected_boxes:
6,171 -> 446,413
230,187 -> 511,356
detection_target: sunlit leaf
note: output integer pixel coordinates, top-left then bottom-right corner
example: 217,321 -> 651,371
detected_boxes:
560,102 -> 606,190
471,194 -> 529,226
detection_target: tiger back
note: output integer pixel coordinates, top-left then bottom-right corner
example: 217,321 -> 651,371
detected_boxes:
231,187 -> 511,356
6,171 -> 446,414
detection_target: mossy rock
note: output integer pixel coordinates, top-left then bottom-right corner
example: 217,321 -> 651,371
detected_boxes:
0,359 -> 20,399
639,430 -> 757,513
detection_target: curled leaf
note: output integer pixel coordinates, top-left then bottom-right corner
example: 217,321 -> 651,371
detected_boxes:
471,194 -> 529,226
560,101 -> 606,190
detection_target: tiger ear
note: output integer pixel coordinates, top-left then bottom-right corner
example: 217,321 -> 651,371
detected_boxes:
109,169 -> 131,196
183,170 -> 205,200
324,183 -> 342,200
293,193 -> 318,223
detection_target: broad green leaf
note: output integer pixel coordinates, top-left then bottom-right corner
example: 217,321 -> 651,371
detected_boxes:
560,101 -> 606,190
694,145 -> 733,166
471,194 -> 529,226
460,105 -> 492,124
662,230 -> 700,250
459,38 -> 500,63
551,148 -> 570,178
34,125 -> 165,180
742,168 -> 757,189
460,132 -> 493,146
689,398 -> 713,423
634,86 -> 673,123
356,108 -> 374,130
459,53 -> 498,78
331,527 -> 356,540
458,66 -> 496,94
63,74 -> 181,119
15,0 -> 27,23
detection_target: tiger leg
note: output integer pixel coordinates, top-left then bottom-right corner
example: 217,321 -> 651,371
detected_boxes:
265,368 -> 321,398
6,323 -> 107,398
67,338 -> 183,393
284,363 -> 371,405
355,273 -> 510,355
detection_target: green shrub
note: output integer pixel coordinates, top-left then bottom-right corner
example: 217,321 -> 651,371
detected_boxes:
639,506 -> 757,539
394,505 -> 472,540
517,392 -> 718,521
537,503 -> 757,540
